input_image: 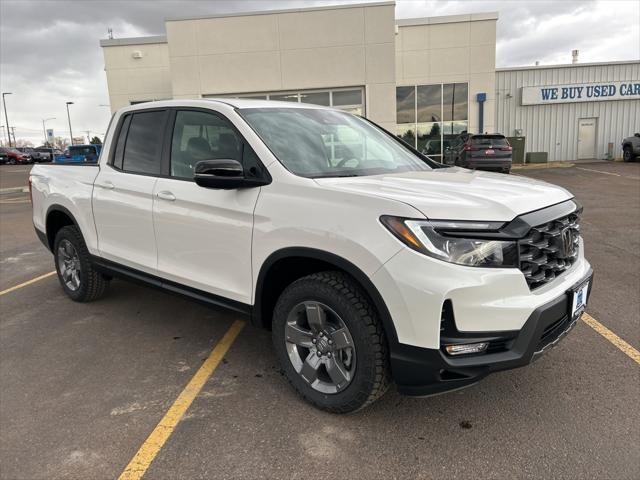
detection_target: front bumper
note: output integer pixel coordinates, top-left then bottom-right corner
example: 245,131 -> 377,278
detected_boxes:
391,269 -> 593,396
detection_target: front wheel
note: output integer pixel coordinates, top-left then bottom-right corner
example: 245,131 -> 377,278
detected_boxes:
54,225 -> 109,302
272,271 -> 390,413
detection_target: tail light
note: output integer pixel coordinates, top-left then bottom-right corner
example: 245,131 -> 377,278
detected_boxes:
500,145 -> 513,151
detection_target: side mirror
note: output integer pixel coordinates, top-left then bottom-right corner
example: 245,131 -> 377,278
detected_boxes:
194,159 -> 269,189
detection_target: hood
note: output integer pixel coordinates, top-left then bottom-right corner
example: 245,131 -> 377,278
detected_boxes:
314,168 -> 573,221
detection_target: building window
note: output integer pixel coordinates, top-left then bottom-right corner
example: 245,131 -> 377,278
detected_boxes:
206,87 -> 365,116
396,83 -> 468,161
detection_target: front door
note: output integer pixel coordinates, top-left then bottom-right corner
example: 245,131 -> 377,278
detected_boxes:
577,118 -> 597,159
152,109 -> 265,305
93,109 -> 169,273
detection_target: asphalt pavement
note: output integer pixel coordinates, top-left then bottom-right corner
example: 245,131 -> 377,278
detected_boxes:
1,162 -> 638,480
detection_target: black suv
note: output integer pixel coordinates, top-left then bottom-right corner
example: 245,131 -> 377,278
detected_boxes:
444,133 -> 512,174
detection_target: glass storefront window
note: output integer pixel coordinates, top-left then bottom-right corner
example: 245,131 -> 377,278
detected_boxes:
300,91 -> 330,106
332,89 -> 362,107
396,83 -> 469,161
417,85 -> 441,123
396,86 -> 415,124
270,93 -> 299,102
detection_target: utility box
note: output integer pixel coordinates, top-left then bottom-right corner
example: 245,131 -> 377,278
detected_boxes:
526,152 -> 548,164
507,136 -> 525,164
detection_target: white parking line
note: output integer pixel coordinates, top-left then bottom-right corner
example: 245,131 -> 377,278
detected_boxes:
576,167 -> 640,180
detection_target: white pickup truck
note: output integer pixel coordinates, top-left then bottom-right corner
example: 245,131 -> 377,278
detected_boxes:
30,99 -> 593,412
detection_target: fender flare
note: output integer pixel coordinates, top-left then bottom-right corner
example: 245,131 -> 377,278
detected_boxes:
253,247 -> 399,345
43,204 -> 81,250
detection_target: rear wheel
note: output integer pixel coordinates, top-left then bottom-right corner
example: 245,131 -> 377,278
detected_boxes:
53,225 -> 109,302
272,271 -> 389,413
623,146 -> 634,162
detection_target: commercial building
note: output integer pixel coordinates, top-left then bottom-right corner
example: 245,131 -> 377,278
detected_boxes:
99,1 -> 639,162
100,1 -> 497,162
496,61 -> 640,161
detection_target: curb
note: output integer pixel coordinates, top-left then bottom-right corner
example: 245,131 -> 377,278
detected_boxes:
0,186 -> 29,196
512,162 -> 575,170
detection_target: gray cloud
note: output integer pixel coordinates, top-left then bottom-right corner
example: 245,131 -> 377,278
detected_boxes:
1,0 -> 638,144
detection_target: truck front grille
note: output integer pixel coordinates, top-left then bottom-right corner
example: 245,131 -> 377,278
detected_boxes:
518,211 -> 580,289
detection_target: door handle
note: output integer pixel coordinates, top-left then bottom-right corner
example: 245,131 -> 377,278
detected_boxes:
96,181 -> 114,190
156,191 -> 176,201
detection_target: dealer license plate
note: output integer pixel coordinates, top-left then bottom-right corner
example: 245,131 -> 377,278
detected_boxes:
570,280 -> 589,320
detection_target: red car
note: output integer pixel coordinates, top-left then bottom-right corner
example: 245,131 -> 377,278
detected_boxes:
0,147 -> 30,165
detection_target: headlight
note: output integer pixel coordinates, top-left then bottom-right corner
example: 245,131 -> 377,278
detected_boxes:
380,216 -> 518,267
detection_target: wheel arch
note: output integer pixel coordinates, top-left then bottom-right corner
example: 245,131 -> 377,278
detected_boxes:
253,247 -> 399,345
45,205 -> 80,251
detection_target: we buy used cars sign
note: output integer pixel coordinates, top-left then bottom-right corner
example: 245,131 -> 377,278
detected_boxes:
521,80 -> 640,105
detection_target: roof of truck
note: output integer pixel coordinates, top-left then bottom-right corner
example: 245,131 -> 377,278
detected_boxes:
119,98 -> 331,113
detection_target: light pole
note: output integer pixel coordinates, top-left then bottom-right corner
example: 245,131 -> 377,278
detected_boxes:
42,117 -> 55,146
66,101 -> 74,146
2,92 -> 12,147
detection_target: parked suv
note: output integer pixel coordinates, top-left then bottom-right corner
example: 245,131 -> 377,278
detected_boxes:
0,147 -> 30,165
445,133 -> 512,173
30,100 -> 592,412
622,133 -> 640,162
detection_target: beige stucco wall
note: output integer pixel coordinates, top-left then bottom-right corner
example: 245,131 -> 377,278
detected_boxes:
395,14 -> 497,133
165,3 -> 397,130
101,40 -> 172,112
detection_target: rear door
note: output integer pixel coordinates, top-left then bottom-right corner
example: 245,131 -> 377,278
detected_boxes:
152,108 -> 264,304
92,109 -> 169,273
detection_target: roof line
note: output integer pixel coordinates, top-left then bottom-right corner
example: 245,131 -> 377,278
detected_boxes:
165,1 -> 395,22
100,35 -> 167,47
497,59 -> 640,71
396,11 -> 498,27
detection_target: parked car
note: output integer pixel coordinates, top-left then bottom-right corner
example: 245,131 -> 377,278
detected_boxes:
30,99 -> 592,413
0,147 -> 30,165
33,146 -> 58,162
0,149 -> 8,165
444,133 -> 513,173
54,144 -> 101,163
16,147 -> 52,163
622,133 -> 640,162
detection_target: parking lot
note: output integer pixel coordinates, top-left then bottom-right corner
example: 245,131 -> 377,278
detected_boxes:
1,162 -> 639,479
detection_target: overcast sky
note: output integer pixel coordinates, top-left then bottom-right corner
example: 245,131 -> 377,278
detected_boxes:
1,0 -> 638,145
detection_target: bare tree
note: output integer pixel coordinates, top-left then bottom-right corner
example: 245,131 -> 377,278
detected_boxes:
54,137 -> 69,150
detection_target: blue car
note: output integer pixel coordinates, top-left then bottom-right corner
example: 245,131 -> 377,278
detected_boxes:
54,144 -> 102,163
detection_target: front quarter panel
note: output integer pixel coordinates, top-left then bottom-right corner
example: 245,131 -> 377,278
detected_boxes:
251,173 -> 421,303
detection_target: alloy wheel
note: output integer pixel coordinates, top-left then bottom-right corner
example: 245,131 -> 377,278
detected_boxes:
57,239 -> 81,291
284,301 -> 356,394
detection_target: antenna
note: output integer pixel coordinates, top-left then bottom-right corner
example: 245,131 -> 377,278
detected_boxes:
107,27 -> 113,40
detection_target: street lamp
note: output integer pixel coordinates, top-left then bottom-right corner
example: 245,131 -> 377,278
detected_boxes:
42,117 -> 55,146
2,92 -> 12,147
66,102 -> 74,146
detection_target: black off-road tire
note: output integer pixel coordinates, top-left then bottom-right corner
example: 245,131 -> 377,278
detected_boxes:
53,225 -> 109,302
272,271 -> 390,413
623,146 -> 634,162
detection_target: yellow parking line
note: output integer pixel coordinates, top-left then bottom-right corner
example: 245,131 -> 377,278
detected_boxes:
0,271 -> 56,296
118,319 -> 245,480
582,312 -> 640,364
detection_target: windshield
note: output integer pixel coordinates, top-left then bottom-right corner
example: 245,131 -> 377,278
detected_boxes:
239,107 -> 433,178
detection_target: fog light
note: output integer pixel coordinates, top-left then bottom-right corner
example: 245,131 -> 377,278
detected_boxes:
445,342 -> 489,356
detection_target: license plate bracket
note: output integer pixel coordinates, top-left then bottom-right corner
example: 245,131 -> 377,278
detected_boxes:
569,278 -> 590,320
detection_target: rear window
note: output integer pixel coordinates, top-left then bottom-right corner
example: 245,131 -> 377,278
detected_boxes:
122,110 -> 167,175
471,135 -> 508,146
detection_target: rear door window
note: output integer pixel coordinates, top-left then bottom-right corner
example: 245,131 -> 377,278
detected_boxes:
122,110 -> 168,175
